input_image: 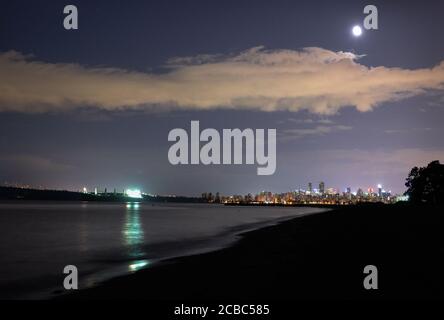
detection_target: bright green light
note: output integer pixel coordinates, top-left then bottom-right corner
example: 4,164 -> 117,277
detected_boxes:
129,260 -> 149,271
126,189 -> 142,199
126,202 -> 140,209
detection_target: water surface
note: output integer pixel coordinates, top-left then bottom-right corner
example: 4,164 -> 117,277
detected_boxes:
0,201 -> 327,298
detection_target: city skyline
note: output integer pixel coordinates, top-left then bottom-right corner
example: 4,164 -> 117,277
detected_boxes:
1,179 -> 397,199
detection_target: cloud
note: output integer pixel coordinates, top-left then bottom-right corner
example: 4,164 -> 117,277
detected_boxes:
284,118 -> 334,124
0,154 -> 74,173
1,47 -> 444,114
384,127 -> 432,134
427,95 -> 444,108
282,125 -> 352,140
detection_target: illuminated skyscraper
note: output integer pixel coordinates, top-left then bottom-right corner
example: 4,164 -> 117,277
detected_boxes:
319,182 -> 325,194
378,184 -> 382,197
308,182 -> 313,193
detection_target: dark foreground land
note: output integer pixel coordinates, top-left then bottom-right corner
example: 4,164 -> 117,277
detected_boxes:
61,203 -> 444,300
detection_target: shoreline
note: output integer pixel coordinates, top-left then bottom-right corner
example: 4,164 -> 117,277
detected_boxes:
50,206 -> 329,300
60,202 -> 444,300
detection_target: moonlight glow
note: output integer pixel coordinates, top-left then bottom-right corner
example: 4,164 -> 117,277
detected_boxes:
352,25 -> 362,36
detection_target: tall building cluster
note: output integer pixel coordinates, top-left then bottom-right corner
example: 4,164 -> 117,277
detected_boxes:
213,182 -> 397,205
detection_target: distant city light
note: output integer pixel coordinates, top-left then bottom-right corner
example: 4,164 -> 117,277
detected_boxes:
396,195 -> 409,202
217,180 -> 399,205
126,189 -> 143,199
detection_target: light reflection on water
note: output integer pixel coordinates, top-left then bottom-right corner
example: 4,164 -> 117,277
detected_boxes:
129,260 -> 149,272
0,202 -> 327,298
122,202 -> 149,271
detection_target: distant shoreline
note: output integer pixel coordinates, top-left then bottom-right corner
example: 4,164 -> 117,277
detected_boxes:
224,202 -> 341,208
0,186 -> 384,207
0,186 -> 205,203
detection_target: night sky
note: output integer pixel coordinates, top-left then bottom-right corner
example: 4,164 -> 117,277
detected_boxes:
1,0 -> 444,195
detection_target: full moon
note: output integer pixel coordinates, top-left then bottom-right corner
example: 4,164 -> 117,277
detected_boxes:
352,25 -> 362,36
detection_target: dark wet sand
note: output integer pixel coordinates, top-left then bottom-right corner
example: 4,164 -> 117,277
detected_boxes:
60,203 -> 444,300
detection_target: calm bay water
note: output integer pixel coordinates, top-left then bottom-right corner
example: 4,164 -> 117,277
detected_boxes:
0,201 -> 327,299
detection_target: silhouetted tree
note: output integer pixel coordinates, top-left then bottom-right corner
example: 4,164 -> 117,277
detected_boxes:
405,160 -> 444,205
